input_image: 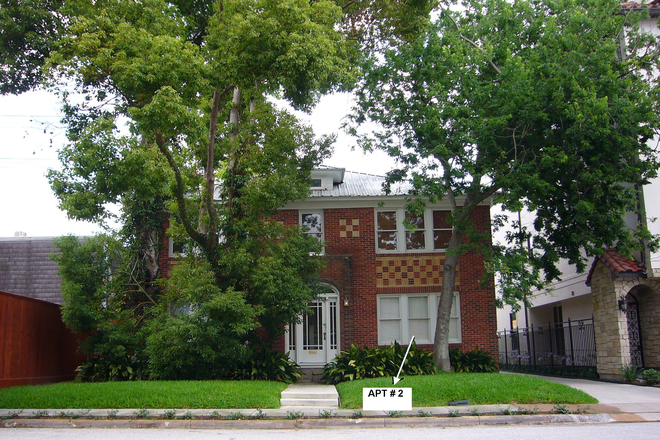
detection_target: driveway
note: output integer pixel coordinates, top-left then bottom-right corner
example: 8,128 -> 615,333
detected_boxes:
538,375 -> 660,404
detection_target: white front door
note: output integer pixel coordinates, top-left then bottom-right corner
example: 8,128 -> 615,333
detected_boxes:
287,292 -> 339,366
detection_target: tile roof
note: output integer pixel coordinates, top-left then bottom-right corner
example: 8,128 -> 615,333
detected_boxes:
621,0 -> 660,8
308,170 -> 410,198
585,248 -> 646,286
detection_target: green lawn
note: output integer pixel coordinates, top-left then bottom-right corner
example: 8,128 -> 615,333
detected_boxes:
0,380 -> 288,409
336,373 -> 598,409
0,374 -> 598,410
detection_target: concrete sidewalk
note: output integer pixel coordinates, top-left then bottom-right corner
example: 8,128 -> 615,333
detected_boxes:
523,373 -> 660,422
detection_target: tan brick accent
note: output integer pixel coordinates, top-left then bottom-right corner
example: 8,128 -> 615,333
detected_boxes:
376,256 -> 450,288
339,218 -> 360,238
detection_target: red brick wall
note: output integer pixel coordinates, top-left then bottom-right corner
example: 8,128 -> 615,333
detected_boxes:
324,208 -> 377,349
454,205 -> 498,355
160,204 -> 498,359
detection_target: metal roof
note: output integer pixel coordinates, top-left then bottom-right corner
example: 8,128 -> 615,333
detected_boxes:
308,170 -> 410,198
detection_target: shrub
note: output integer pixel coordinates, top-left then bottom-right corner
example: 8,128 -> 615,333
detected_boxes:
321,342 -> 436,384
76,353 -> 147,382
620,364 -> 642,382
641,368 -> 660,385
230,348 -> 302,383
449,347 -> 498,373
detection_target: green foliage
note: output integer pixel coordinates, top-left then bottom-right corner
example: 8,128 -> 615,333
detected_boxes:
449,347 -> 498,373
641,369 -> 660,385
146,260 -> 259,380
321,342 -> 436,384
76,355 -> 146,383
621,364 -> 642,382
553,404 -> 571,415
53,234 -> 153,382
348,0 -> 660,369
28,0 -> 433,381
0,0 -> 64,94
229,348 -> 303,384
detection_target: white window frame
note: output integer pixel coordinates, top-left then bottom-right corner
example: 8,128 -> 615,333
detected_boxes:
375,208 -> 452,253
310,176 -> 333,191
377,292 -> 461,345
169,237 -> 186,257
300,210 -> 325,254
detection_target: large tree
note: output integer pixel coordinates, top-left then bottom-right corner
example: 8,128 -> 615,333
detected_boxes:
349,0 -> 660,371
22,0 -> 435,378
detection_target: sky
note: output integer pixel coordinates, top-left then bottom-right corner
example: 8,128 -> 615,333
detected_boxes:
2,89 -> 659,269
0,90 -> 395,238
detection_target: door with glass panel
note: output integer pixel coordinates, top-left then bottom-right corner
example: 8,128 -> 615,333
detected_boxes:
286,287 -> 339,366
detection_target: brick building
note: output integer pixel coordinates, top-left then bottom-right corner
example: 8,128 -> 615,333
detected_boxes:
163,167 -> 498,368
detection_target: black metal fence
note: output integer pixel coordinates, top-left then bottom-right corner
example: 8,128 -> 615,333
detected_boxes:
497,318 -> 597,378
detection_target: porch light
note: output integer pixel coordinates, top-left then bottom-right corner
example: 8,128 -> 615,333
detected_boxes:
618,296 -> 628,312
343,298 -> 349,306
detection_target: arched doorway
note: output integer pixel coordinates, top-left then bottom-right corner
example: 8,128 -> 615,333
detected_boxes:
625,290 -> 644,368
285,284 -> 340,366
626,283 -> 660,370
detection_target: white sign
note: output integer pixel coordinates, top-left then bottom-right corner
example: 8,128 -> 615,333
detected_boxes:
362,387 -> 412,411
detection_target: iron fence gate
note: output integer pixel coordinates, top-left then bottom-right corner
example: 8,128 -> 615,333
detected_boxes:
497,318 -> 597,378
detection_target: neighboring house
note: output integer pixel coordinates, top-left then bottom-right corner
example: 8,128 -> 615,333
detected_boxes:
0,235 -> 84,388
162,166 -> 498,368
0,235 -> 65,304
496,2 -> 660,380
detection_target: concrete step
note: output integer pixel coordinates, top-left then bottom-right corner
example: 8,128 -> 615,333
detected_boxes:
281,391 -> 338,400
280,383 -> 339,409
300,368 -> 324,383
280,398 -> 340,407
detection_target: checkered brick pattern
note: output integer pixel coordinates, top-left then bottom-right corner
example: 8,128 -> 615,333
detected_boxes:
376,256 -> 455,288
339,218 -> 360,238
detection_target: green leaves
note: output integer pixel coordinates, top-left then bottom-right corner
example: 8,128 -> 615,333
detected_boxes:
208,0 -> 354,110
352,0 -> 660,278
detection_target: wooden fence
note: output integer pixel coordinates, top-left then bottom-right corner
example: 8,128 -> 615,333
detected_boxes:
0,290 -> 83,388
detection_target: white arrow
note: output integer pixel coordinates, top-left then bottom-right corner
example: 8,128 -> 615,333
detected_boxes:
392,335 -> 416,385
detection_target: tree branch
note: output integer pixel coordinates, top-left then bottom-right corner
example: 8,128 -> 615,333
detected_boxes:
444,10 -> 502,75
201,86 -> 229,238
154,132 -> 206,246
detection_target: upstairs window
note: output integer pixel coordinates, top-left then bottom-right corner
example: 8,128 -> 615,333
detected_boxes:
433,211 -> 452,250
300,211 -> 324,253
405,211 -> 426,250
376,209 -> 452,253
376,211 -> 398,250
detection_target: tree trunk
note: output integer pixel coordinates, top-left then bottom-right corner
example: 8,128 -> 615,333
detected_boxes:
433,225 -> 466,372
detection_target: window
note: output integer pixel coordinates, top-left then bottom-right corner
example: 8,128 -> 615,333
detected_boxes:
169,237 -> 185,256
300,211 -> 324,253
376,209 -> 452,253
405,212 -> 425,250
377,292 -> 461,345
376,211 -> 398,250
310,178 -> 323,189
433,211 -> 452,250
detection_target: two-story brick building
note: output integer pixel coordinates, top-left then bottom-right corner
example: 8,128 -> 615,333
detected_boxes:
163,166 -> 498,368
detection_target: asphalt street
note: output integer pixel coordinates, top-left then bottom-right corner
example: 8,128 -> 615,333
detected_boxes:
2,423 -> 660,440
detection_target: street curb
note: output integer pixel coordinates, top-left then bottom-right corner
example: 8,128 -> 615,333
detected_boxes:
1,413 -> 615,429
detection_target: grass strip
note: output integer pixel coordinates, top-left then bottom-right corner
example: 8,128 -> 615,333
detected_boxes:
0,380 -> 288,409
336,373 -> 598,409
